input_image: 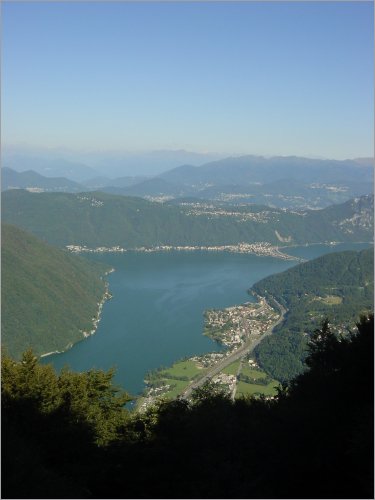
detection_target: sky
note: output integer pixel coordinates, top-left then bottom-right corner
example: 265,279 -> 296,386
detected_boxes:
1,1 -> 374,160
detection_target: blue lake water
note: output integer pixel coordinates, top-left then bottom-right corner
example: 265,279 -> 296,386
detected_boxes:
42,242 -> 372,396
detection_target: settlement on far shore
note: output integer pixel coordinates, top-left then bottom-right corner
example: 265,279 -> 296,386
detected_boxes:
66,242 -> 304,261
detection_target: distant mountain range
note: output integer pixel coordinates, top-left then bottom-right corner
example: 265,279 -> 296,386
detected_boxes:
98,155 -> 374,209
2,155 -> 98,182
1,223 -> 110,360
159,155 -> 374,184
2,148 -> 226,178
1,167 -> 84,193
2,154 -> 372,209
1,167 -> 150,193
2,189 -> 373,249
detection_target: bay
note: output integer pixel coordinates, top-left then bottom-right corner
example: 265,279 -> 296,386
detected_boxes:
42,242 -> 372,397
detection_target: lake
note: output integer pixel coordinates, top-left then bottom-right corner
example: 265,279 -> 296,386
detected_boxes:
42,242 -> 371,397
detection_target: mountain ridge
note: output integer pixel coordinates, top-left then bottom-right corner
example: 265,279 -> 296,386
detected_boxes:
2,190 -> 373,249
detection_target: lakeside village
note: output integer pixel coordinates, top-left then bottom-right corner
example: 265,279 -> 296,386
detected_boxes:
137,297 -> 281,411
202,297 -> 280,347
66,242 -> 302,261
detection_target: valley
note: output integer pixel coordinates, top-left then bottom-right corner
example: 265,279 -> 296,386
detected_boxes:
2,178 -> 374,401
1,182 -> 373,400
3,2 -> 373,496
38,243 -> 372,403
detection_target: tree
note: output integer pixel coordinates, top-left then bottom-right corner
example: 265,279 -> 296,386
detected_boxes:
190,379 -> 231,405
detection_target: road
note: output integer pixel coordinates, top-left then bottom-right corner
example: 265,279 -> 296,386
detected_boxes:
180,298 -> 286,400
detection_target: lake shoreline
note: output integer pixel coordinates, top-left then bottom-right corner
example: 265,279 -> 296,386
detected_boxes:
39,269 -> 114,359
66,242 -> 304,261
41,242 -> 372,396
136,294 -> 288,410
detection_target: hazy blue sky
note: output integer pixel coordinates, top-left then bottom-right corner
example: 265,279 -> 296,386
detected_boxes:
2,1 -> 373,159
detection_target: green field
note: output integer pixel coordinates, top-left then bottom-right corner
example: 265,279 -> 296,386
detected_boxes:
241,364 -> 268,379
162,359 -> 203,379
162,379 -> 191,399
142,357 -> 280,404
222,360 -> 241,376
160,360 -> 203,398
236,379 -> 279,398
222,360 -> 280,398
141,359 -> 204,402
236,363 -> 279,398
318,295 -> 343,305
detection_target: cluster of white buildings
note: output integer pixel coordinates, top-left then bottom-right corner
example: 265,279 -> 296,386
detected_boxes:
185,207 -> 270,224
204,300 -> 280,349
212,373 -> 237,395
190,351 -> 230,369
65,242 -> 298,260
77,195 -> 104,207
80,286 -> 112,338
66,245 -> 127,253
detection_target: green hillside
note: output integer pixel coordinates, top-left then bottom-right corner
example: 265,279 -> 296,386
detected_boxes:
1,224 -> 110,360
1,190 -> 373,248
252,248 -> 374,382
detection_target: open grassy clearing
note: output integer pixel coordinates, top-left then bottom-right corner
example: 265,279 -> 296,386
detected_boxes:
142,357 -> 281,403
143,359 -> 203,401
311,294 -> 343,305
221,360 -> 280,398
318,295 -> 343,305
222,360 -> 241,376
162,379 -> 191,399
161,359 -> 203,379
241,364 -> 268,379
236,380 -> 279,398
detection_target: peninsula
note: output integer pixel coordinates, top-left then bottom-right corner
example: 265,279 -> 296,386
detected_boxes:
137,295 -> 285,410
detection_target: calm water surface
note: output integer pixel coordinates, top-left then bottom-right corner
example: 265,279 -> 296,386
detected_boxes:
42,243 -> 371,396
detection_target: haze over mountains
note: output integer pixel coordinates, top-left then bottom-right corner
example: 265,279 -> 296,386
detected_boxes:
1,167 -> 84,193
110,155 -> 373,209
2,153 -> 373,210
2,147 -> 226,179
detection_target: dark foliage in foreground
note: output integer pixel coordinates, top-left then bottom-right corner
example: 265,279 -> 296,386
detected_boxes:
2,314 -> 373,499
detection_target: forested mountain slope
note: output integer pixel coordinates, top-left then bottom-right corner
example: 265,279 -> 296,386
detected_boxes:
1,224 -> 110,359
2,190 -> 373,248
252,248 -> 374,381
